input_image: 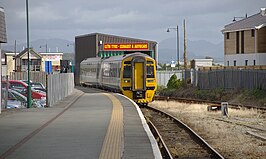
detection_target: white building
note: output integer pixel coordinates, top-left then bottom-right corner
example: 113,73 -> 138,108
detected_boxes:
190,59 -> 213,69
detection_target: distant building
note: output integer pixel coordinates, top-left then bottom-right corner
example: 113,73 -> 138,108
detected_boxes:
75,33 -> 157,84
40,52 -> 63,72
3,50 -> 64,75
222,8 -> 266,67
15,48 -> 42,72
190,59 -> 213,69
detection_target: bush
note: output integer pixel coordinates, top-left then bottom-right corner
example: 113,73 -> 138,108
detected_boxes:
167,74 -> 184,89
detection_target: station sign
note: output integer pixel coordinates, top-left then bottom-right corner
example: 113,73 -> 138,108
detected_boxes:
103,43 -> 149,51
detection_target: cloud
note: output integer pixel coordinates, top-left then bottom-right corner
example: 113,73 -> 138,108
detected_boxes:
1,0 -> 265,45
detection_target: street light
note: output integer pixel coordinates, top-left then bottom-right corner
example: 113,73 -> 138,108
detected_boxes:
26,0 -> 32,108
40,44 -> 48,53
167,25 -> 180,70
67,43 -> 75,72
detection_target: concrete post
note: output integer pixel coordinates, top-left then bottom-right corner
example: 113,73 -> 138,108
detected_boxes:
221,102 -> 229,117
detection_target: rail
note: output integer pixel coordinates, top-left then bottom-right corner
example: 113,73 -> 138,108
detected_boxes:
142,106 -> 224,159
155,95 -> 266,112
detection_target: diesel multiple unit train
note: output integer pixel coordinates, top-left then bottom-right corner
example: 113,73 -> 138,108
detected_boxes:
80,53 -> 157,105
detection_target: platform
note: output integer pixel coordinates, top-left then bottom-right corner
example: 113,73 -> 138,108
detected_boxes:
0,87 -> 161,159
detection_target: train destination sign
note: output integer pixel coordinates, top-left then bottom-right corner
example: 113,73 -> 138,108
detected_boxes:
103,43 -> 149,51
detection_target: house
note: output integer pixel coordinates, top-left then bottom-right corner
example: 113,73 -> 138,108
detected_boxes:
222,8 -> 266,67
15,48 -> 42,72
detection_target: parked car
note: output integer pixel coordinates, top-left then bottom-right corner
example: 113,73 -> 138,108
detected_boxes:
2,89 -> 26,108
2,80 -> 46,99
22,80 -> 46,92
2,89 -> 45,108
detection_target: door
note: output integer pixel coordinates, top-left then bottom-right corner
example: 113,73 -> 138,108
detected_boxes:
134,62 -> 144,90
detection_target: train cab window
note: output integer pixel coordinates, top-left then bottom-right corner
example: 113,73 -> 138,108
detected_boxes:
147,61 -> 153,64
123,66 -> 131,78
147,66 -> 154,78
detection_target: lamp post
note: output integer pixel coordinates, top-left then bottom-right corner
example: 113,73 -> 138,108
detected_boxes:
26,0 -> 32,108
167,25 -> 180,70
40,44 -> 48,53
67,43 -> 75,72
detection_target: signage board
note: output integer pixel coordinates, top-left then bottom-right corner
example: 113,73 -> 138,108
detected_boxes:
104,43 -> 149,51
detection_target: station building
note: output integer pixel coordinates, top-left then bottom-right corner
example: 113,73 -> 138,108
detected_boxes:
75,33 -> 157,84
222,8 -> 266,67
3,48 -> 63,75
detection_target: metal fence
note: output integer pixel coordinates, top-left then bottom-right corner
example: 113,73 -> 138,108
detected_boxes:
156,70 -> 184,86
9,72 -> 47,86
197,69 -> 266,90
47,73 -> 74,107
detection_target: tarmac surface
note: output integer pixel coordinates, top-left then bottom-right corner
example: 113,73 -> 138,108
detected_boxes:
0,87 -> 161,159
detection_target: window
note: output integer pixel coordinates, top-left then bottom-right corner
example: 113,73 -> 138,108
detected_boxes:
236,31 -> 239,54
226,32 -> 230,39
227,61 -> 229,66
123,66 -> 131,78
241,31 -> 244,54
251,29 -> 255,37
253,60 -> 256,66
234,60 -> 236,66
147,66 -> 154,78
245,60 -> 248,66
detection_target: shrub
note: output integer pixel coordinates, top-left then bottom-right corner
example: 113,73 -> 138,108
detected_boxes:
167,74 -> 184,89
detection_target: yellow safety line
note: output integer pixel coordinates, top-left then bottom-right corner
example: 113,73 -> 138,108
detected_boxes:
99,93 -> 124,159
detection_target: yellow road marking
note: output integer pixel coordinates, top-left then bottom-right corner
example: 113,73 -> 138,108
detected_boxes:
99,93 -> 124,159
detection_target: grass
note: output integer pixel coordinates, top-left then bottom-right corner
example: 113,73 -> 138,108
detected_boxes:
157,86 -> 266,107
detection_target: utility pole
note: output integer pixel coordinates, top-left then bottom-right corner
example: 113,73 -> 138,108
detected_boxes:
26,0 -> 32,108
14,40 -> 17,71
183,19 -> 187,70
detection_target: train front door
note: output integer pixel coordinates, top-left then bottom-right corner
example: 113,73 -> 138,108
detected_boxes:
134,62 -> 144,90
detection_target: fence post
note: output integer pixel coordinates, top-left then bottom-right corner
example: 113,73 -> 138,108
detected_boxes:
46,74 -> 49,107
221,102 -> 228,117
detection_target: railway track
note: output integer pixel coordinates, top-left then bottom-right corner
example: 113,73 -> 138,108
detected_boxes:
141,106 -> 224,159
155,95 -> 266,113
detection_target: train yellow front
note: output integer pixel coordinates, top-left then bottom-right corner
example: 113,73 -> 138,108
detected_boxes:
80,53 -> 157,105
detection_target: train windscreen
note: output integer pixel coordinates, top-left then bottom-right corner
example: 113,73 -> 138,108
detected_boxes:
147,66 -> 154,78
123,66 -> 131,78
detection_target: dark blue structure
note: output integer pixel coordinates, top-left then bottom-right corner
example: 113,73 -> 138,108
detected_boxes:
45,61 -> 52,74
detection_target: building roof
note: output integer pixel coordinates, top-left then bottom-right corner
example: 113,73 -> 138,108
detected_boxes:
40,52 -> 63,55
222,10 -> 266,33
0,7 -> 7,43
76,32 -> 157,44
16,48 -> 42,58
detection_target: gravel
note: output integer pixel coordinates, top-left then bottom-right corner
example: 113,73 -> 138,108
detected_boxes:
149,100 -> 266,159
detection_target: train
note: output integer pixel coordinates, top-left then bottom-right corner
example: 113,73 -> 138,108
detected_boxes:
80,52 -> 157,105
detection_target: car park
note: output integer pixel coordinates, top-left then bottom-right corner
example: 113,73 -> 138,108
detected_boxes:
2,80 -> 46,99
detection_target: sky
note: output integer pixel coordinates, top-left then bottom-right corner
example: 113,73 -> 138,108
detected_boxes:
1,0 -> 266,46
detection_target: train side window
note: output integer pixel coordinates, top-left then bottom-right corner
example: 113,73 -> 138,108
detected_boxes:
123,66 -> 131,78
147,66 -> 154,78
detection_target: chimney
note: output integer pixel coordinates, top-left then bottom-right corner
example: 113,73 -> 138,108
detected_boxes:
261,8 -> 266,16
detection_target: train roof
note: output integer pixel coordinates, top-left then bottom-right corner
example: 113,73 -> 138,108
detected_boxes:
80,57 -> 102,64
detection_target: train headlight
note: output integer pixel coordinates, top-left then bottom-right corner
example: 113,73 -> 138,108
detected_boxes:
124,80 -> 131,83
